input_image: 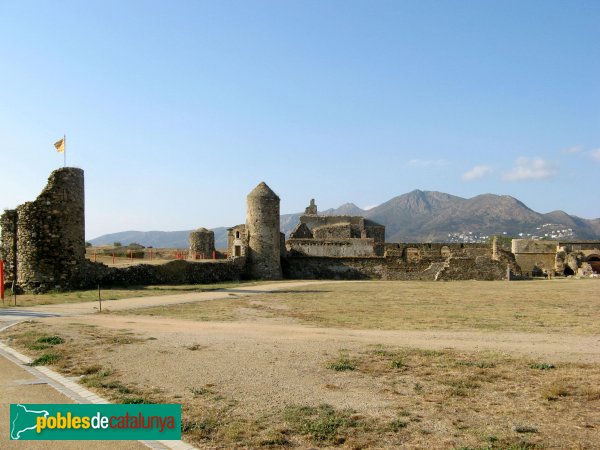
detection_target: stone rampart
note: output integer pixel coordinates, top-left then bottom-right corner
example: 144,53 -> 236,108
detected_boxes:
3,168 -> 86,292
287,238 -> 378,257
0,209 -> 18,284
511,239 -> 558,254
283,251 -> 508,281
72,258 -> 246,288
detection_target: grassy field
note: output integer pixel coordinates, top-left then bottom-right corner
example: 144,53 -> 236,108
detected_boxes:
3,279 -> 600,449
0,282 -> 248,307
123,279 -> 600,334
4,320 -> 600,449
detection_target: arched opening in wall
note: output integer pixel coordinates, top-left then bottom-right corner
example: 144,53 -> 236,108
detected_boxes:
587,254 -> 600,274
235,231 -> 240,239
234,246 -> 241,257
563,265 -> 575,276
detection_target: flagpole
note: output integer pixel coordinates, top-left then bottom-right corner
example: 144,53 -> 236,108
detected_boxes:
64,134 -> 66,168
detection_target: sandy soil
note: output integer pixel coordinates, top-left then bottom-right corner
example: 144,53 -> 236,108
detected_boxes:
35,310 -> 599,419
4,280 -> 600,448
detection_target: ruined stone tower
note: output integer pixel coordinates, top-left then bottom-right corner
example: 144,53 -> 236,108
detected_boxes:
246,182 -> 282,280
189,228 -> 215,259
0,167 -> 85,291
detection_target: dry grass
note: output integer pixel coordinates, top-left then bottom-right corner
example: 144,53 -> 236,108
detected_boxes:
3,320 -> 600,449
0,281 -> 249,307
124,279 -> 600,334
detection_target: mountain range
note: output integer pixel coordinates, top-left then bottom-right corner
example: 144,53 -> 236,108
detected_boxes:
89,190 -> 600,249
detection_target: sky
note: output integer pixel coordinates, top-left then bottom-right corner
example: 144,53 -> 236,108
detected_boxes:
0,0 -> 598,240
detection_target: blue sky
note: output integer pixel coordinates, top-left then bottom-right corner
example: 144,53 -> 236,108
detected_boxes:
1,0 -> 598,239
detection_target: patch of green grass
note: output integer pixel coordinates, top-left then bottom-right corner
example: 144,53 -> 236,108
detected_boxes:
79,364 -> 103,375
36,335 -> 65,345
283,404 -> 358,444
327,356 -> 356,372
457,360 -> 496,369
388,419 -> 409,432
81,367 -> 114,387
530,363 -> 555,370
181,416 -> 220,439
30,353 -> 62,366
513,425 -> 538,433
119,396 -> 151,404
28,343 -> 51,350
390,359 -> 405,369
445,378 -> 481,397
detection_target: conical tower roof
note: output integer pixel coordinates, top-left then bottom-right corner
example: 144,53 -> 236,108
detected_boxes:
247,182 -> 279,199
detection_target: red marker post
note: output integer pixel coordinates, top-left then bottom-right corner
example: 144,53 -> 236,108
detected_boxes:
0,260 -> 5,303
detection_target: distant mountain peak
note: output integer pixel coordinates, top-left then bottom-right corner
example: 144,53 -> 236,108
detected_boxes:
90,190 -> 600,247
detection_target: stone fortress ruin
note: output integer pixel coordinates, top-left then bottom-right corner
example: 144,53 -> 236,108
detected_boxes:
1,168 -> 85,291
188,228 -> 215,260
1,167 -> 599,292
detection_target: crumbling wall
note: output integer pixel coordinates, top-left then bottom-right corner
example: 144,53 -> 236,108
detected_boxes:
72,258 -> 246,288
511,239 -> 558,254
313,223 -> 353,239
508,239 -> 557,275
436,256 -> 507,281
287,238 -> 378,257
15,168 -> 85,292
283,240 -> 508,281
384,243 -> 492,260
282,256 -> 383,280
188,228 -> 215,259
0,209 -> 18,284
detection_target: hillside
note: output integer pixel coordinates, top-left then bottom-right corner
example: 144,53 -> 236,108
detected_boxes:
88,191 -> 600,247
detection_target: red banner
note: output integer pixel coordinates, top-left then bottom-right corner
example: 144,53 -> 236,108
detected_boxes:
0,259 -> 5,301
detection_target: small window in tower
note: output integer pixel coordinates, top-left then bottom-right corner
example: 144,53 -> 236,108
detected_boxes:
235,231 -> 240,239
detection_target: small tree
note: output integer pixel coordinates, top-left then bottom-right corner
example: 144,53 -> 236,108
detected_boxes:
114,242 -> 122,247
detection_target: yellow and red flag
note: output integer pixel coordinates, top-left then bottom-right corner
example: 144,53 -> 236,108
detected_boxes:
54,137 -> 65,153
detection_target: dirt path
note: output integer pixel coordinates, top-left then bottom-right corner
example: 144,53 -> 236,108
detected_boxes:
13,278 -> 600,362
46,313 -> 600,363
17,280 -> 330,315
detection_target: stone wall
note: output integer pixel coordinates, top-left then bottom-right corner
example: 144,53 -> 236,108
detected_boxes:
384,243 -> 491,260
0,209 -> 18,284
313,223 -> 353,240
287,238 -> 379,257
1,168 -> 86,292
436,256 -> 507,281
513,254 -> 556,275
511,239 -> 558,254
283,247 -> 508,282
72,258 -> 246,288
282,256 -> 383,280
299,215 -> 385,242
